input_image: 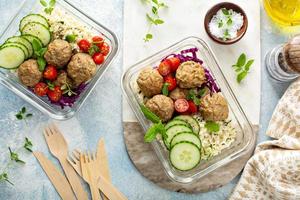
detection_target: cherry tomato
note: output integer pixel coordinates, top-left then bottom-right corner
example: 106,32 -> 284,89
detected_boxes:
158,59 -> 172,76
174,99 -> 189,113
92,52 -> 105,65
34,82 -> 48,96
47,86 -> 62,102
43,65 -> 58,81
188,100 -> 198,113
168,57 -> 181,72
92,36 -> 104,49
164,76 -> 177,91
100,42 -> 110,56
77,39 -> 91,52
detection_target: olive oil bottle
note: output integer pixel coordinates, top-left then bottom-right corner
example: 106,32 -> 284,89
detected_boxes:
263,0 -> 300,26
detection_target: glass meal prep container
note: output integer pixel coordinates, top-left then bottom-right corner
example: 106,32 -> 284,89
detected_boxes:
0,0 -> 119,120
122,36 -> 255,183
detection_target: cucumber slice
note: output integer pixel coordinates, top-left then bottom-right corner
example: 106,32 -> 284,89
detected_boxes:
0,45 -> 25,69
21,22 -> 51,46
6,36 -> 33,57
170,132 -> 201,149
174,115 -> 200,134
164,125 -> 192,150
19,14 -> 49,31
22,34 -> 43,48
170,142 -> 201,171
165,119 -> 192,130
1,42 -> 29,59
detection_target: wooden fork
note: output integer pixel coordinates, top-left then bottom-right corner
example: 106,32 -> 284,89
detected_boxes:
44,124 -> 88,200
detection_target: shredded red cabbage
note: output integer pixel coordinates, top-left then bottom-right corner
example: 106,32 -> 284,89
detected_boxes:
162,47 -> 220,93
50,83 -> 87,109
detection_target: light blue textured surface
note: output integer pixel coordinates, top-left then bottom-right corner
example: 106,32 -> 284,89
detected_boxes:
0,0 -> 293,199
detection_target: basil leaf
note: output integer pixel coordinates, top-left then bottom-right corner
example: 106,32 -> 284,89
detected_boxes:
40,0 -> 47,7
205,121 -> 220,133
37,57 -> 46,72
66,34 -> 77,43
237,71 -> 248,83
244,59 -> 254,71
236,53 -> 246,68
32,39 -> 42,52
38,47 -> 47,57
162,83 -> 169,96
140,104 -> 160,123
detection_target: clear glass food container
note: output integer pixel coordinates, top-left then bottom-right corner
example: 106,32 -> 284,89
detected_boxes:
122,37 -> 254,183
0,0 -> 119,120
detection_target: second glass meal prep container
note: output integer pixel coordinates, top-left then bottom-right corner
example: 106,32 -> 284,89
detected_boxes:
122,36 -> 255,183
0,0 -> 119,120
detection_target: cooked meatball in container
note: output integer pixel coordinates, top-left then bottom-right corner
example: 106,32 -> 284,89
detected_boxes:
17,59 -> 42,87
54,71 -> 74,87
44,39 -> 72,67
200,93 -> 229,121
169,87 -> 188,100
145,94 -> 174,122
137,68 -> 164,98
67,53 -> 97,86
176,61 -> 206,89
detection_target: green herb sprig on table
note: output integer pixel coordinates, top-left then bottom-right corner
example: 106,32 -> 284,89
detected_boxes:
140,105 -> 167,142
40,0 -> 56,14
0,137 -> 33,185
32,39 -> 47,72
15,107 -> 33,121
232,53 -> 254,83
143,0 -> 168,42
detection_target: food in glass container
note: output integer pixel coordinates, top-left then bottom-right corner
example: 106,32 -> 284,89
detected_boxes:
137,48 -> 237,171
0,7 -> 111,108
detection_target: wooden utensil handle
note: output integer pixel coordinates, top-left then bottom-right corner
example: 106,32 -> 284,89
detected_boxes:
90,183 -> 102,200
97,175 -> 128,200
60,158 -> 88,200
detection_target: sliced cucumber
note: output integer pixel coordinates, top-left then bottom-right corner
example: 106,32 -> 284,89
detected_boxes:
170,132 -> 201,149
6,36 -> 33,57
174,115 -> 200,134
19,14 -> 49,31
0,45 -> 25,69
164,125 -> 192,150
22,34 -> 43,48
21,22 -> 51,46
1,42 -> 29,59
170,142 -> 201,171
165,119 -> 192,130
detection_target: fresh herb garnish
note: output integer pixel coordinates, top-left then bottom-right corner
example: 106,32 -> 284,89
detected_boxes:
140,104 -> 167,142
232,53 -> 254,83
223,29 -> 230,41
187,89 -> 202,106
65,34 -> 77,43
24,137 -> 33,152
222,8 -> 230,15
0,173 -> 13,185
162,83 -> 169,96
15,107 -> 33,121
218,20 -> 223,28
61,83 -> 77,96
9,147 -> 25,164
88,44 -> 100,56
40,0 -> 56,14
32,39 -> 47,71
143,0 -> 168,42
227,17 -> 233,25
46,81 -> 55,90
205,121 -> 220,133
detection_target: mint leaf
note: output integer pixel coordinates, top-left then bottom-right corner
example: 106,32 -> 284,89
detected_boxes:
32,39 -> 42,53
237,71 -> 248,83
140,104 -> 160,123
66,34 -> 77,43
88,44 -> 100,56
218,21 -> 223,28
227,17 -> 233,25
40,0 -> 47,7
37,57 -> 46,72
49,0 -> 56,7
244,59 -> 254,71
154,19 -> 164,25
234,53 -> 246,68
162,83 -> 169,96
222,8 -> 229,15
146,14 -> 156,24
205,121 -> 220,133
152,6 -> 158,15
144,122 -> 165,142
198,88 -> 207,97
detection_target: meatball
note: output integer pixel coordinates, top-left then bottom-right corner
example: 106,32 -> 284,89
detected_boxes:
200,93 -> 229,121
145,95 -> 174,122
137,68 -> 164,98
17,59 -> 42,87
169,88 -> 188,100
175,61 -> 206,88
44,39 -> 72,67
67,53 -> 97,86
54,71 -> 74,88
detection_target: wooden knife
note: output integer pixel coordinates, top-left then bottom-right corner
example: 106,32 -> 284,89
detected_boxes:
33,151 -> 76,200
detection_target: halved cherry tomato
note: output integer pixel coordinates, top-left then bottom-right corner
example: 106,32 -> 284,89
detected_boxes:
92,52 -> 105,65
188,100 -> 198,113
47,86 -> 62,102
164,76 -> 177,91
43,65 -> 58,81
77,39 -> 91,52
34,82 -> 48,96
158,59 -> 172,76
174,99 -> 189,113
92,36 -> 104,49
168,57 -> 181,72
100,42 -> 110,56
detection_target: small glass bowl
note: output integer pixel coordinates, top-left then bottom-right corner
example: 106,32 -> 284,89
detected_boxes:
122,36 -> 254,183
0,0 -> 119,120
